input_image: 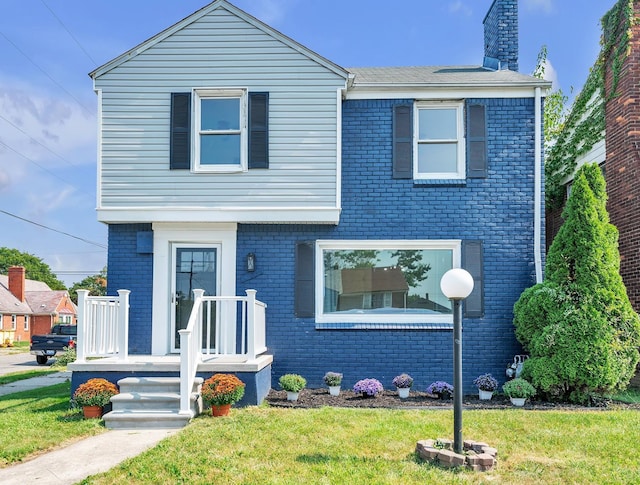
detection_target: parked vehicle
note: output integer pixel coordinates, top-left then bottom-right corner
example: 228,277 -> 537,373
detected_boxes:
30,324 -> 77,365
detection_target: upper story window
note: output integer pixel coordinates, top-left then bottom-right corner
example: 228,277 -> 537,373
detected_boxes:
193,89 -> 247,172
414,102 -> 465,179
171,91 -> 268,172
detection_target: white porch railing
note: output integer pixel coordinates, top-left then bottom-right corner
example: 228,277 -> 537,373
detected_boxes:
179,289 -> 267,415
76,289 -> 130,362
75,288 -> 266,417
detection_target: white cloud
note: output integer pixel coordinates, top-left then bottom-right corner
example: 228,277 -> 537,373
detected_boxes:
245,0 -> 296,26
543,58 -> 560,91
448,1 -> 473,16
0,83 -> 96,196
523,0 -> 554,14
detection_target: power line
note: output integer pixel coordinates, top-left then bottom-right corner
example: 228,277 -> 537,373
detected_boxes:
40,0 -> 98,66
0,209 -> 107,249
0,29 -> 95,117
0,113 -> 82,170
0,139 -> 94,200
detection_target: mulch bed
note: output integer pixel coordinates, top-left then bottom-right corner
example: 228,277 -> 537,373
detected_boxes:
265,388 -> 640,410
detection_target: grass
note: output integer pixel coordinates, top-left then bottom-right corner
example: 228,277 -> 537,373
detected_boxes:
610,387 -> 640,404
0,382 -> 105,466
0,369 -> 59,386
2,382 -> 639,483
82,406 -> 640,484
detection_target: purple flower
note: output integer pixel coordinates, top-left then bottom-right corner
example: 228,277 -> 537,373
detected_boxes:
426,381 -> 454,398
473,373 -> 498,392
353,378 -> 383,397
392,373 -> 414,389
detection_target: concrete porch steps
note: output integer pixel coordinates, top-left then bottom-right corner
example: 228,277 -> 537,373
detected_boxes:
103,376 -> 203,430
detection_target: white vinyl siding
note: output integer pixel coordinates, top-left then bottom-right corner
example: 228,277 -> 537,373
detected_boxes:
95,8 -> 346,217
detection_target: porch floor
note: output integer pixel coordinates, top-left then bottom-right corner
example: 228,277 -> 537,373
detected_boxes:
68,354 -> 273,373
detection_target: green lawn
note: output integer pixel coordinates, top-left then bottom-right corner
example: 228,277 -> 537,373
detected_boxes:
0,369 -> 59,386
0,383 -> 105,466
84,406 -> 639,484
2,384 -> 639,484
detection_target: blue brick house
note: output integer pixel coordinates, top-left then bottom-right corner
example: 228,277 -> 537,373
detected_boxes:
70,0 -> 549,425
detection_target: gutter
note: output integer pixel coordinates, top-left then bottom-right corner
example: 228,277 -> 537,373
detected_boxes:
534,87 -> 543,283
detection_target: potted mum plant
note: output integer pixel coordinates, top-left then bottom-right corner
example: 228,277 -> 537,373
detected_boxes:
73,378 -> 119,418
353,378 -> 383,397
502,377 -> 536,406
473,373 -> 499,400
201,373 -> 246,416
279,373 -> 307,401
323,371 -> 343,396
392,373 -> 413,398
426,381 -> 454,399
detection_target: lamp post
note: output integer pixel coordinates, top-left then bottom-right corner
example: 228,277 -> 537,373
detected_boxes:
440,268 -> 474,455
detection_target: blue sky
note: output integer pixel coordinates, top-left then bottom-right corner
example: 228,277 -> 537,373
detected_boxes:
0,0 -> 608,286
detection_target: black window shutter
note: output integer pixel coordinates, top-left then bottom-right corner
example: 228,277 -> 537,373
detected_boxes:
393,104 -> 413,179
467,104 -> 487,178
462,240 -> 484,318
295,241 -> 315,318
248,92 -> 269,169
170,92 -> 191,170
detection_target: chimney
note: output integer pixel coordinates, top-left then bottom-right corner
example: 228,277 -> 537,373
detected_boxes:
483,0 -> 519,71
8,266 -> 26,302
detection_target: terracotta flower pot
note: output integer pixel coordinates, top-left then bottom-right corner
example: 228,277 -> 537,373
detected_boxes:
211,404 -> 232,417
82,405 -> 103,419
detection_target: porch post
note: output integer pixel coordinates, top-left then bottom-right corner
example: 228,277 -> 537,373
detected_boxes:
76,290 -> 89,362
117,290 -> 130,361
246,289 -> 257,360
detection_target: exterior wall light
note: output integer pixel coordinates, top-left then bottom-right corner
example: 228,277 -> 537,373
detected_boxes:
246,253 -> 256,272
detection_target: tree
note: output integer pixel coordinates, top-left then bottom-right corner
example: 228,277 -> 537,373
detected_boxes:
513,164 -> 640,403
68,267 -> 107,304
0,247 -> 66,290
533,45 -> 569,152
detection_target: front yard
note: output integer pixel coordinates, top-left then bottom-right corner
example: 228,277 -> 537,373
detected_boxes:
1,383 -> 639,483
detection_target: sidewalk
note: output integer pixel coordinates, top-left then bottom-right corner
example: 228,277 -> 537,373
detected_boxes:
0,428 -> 177,484
0,370 -> 72,396
0,372 -> 178,484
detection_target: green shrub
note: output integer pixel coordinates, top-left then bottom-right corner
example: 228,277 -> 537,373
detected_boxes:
514,163 -> 640,402
52,346 -> 76,367
278,374 -> 306,392
502,378 -> 536,399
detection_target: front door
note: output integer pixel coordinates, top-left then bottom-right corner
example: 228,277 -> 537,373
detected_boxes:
171,245 -> 219,351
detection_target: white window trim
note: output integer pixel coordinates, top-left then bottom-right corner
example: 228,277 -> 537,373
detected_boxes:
414,101 -> 465,180
11,314 -> 16,330
192,88 -> 247,173
315,239 -> 461,324
23,315 -> 29,331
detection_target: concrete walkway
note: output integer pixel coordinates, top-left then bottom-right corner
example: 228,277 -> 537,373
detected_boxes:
0,370 -> 72,396
0,372 -> 178,484
0,428 -> 177,484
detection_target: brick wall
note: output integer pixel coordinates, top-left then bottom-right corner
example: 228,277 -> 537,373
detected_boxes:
604,5 -> 640,312
106,98 -> 541,392
107,223 -> 153,354
483,0 -> 519,71
236,97 -> 540,392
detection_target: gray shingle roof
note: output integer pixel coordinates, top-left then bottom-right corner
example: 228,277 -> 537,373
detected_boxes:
347,66 -> 549,88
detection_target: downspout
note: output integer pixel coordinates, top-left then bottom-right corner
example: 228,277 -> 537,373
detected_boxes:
534,87 -> 543,283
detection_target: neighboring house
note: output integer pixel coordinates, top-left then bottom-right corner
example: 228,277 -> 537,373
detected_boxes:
71,0 -> 548,410
545,0 -> 640,386
546,0 -> 639,307
0,266 -> 77,342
